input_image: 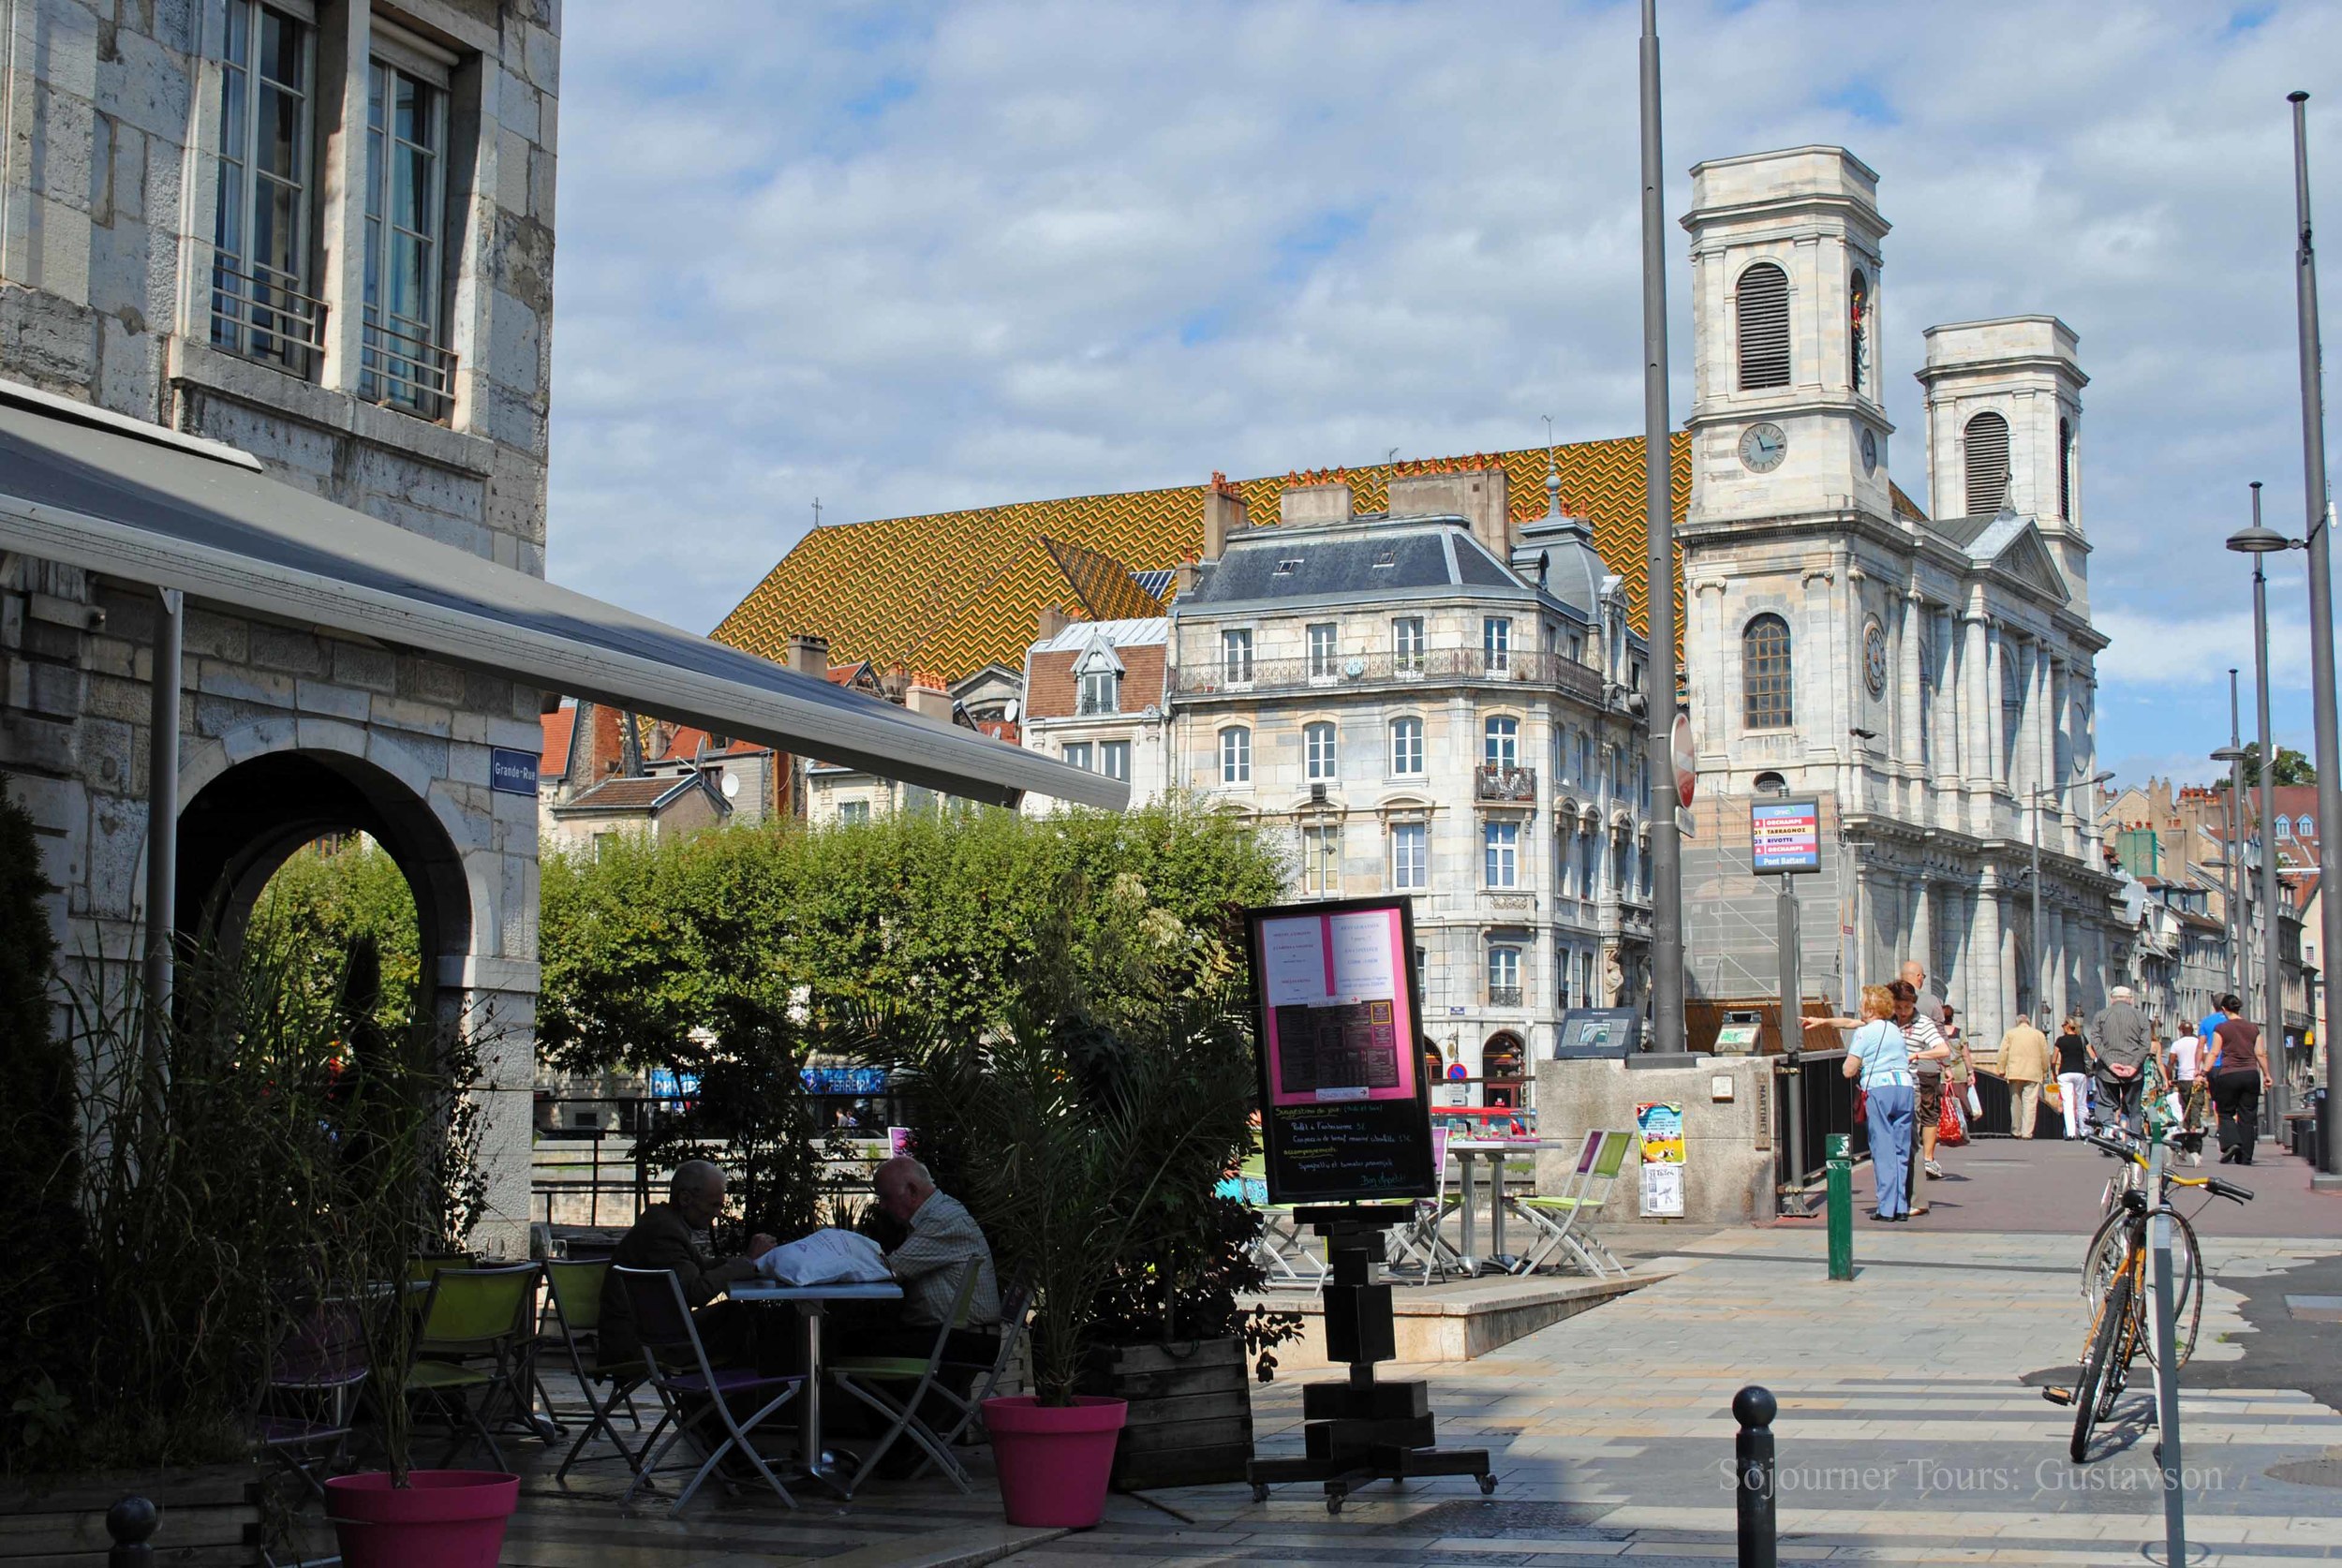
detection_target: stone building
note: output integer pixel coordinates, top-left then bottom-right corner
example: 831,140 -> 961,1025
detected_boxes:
0,0 -> 1107,1253
1164,463 -> 1653,1077
1676,146 -> 2120,1048
1017,609 -> 1170,811
537,702 -> 788,857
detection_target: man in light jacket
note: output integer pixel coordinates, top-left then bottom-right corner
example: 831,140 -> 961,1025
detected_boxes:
1996,1013 -> 2053,1139
2089,985 -> 2155,1133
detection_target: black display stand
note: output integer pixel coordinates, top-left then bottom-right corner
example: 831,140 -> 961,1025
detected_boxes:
1245,1205 -> 1493,1515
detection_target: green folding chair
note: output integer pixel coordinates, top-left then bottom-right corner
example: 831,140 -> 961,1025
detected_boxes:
403,1264 -> 541,1469
541,1259 -> 651,1481
1517,1130 -> 1632,1277
826,1259 -> 985,1496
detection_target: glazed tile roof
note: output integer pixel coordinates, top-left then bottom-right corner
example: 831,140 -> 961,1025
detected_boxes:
712,434 -> 1693,683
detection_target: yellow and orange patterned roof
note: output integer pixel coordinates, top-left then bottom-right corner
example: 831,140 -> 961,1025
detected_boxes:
713,433 -> 1693,681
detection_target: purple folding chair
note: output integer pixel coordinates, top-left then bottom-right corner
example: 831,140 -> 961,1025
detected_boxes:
257,1294 -> 369,1498
612,1266 -> 801,1515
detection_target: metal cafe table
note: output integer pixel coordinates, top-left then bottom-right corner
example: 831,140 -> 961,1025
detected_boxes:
727,1278 -> 902,1496
1446,1138 -> 1570,1275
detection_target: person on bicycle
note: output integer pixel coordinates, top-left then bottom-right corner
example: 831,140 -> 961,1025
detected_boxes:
2088,986 -> 2153,1134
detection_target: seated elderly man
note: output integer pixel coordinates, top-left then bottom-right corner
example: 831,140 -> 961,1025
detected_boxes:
599,1159 -> 777,1369
832,1156 -> 1001,1362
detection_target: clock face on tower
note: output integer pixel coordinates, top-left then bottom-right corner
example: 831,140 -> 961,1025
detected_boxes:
1860,428 -> 1879,475
1863,617 -> 1889,699
1739,422 -> 1787,473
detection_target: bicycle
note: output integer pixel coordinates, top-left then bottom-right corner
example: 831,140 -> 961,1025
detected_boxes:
2045,1134 -> 2250,1463
2080,1124 -> 2203,1361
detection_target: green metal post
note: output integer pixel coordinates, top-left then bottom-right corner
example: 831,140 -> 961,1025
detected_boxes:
1825,1133 -> 1853,1281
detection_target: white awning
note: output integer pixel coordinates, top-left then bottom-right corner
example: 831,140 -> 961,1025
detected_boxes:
0,385 -> 1124,810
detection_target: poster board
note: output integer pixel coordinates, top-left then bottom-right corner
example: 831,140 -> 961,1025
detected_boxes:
1750,798 -> 1822,874
1554,1008 -> 1641,1058
1636,1101 -> 1686,1218
1246,896 -> 1436,1206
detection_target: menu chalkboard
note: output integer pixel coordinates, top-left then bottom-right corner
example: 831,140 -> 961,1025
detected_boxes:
1245,897 -> 1435,1206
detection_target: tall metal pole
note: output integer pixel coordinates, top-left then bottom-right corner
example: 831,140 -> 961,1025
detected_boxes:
1777,872 -> 1802,1198
2030,792 -> 2042,1023
1639,0 -> 1685,1055
2229,669 -> 2246,997
2251,512 -> 2285,1131
2286,92 -> 2342,1180
141,587 -> 184,1082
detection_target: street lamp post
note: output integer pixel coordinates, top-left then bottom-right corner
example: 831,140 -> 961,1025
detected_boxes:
2286,92 -> 2342,1184
2030,768 -> 2115,1024
2246,484 -> 2288,1132
2215,672 -> 2246,1000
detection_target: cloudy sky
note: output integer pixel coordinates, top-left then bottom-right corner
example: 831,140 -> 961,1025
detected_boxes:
546,0 -> 2340,790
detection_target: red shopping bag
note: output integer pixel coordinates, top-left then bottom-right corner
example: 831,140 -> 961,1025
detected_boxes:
1937,1090 -> 1967,1146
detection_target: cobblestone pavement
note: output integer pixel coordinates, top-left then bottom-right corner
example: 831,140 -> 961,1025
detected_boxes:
1001,1229 -> 2342,1568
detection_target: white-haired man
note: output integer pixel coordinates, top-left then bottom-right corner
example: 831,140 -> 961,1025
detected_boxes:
599,1160 -> 777,1368
2089,985 -> 2155,1134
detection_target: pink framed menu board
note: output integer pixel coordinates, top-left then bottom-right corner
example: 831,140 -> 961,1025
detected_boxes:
1244,896 -> 1435,1205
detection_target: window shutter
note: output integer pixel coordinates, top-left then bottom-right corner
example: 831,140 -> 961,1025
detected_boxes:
1964,412 -> 2011,515
1736,263 -> 1791,391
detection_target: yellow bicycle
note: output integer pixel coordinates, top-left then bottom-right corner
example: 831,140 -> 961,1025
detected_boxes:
2047,1132 -> 2250,1463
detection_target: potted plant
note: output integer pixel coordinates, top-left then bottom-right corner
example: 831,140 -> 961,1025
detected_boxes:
313,952 -> 519,1568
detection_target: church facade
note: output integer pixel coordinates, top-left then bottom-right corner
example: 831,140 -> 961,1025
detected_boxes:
1676,147 -> 2119,1046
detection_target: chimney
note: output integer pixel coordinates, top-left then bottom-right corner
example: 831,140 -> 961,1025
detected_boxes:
574,703 -> 632,779
784,632 -> 829,681
907,672 -> 956,725
1280,476 -> 1354,527
1388,461 -> 1512,559
1202,471 -> 1250,559
1036,604 -> 1073,643
1173,560 -> 1201,597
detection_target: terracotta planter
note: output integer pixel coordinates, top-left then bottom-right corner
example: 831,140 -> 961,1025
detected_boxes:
323,1470 -> 518,1568
983,1395 -> 1127,1528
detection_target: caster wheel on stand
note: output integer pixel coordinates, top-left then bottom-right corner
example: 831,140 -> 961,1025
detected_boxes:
1478,1473 -> 1498,1495
1326,1487 -> 1346,1516
1251,1483 -> 1269,1503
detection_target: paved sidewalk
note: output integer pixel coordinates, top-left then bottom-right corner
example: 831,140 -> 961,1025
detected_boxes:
1003,1230 -> 2342,1568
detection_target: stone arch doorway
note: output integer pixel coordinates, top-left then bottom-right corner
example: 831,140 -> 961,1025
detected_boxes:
1482,1029 -> 1528,1109
174,748 -> 471,1018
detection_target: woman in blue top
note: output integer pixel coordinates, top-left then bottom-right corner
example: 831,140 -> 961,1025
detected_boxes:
1843,984 -> 1918,1220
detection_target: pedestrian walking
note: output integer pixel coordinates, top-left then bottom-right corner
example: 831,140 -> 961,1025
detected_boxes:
2088,985 -> 2154,1134
2053,1016 -> 2091,1139
1997,1012 -> 2053,1139
1940,1003 -> 1978,1141
2167,1005 -> 2214,1165
1841,984 -> 1917,1221
2206,1007 -> 2275,1165
1890,983 -> 1952,1202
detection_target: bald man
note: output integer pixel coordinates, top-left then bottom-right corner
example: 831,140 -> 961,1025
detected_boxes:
867,1157 -> 1001,1335
599,1160 -> 777,1368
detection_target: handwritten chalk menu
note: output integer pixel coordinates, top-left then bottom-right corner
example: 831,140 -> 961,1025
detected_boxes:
1246,898 -> 1435,1205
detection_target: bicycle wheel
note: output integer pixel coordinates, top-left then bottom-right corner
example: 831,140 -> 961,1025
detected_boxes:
2081,1207 -> 2128,1308
2156,1209 -> 2205,1368
2071,1271 -> 2134,1463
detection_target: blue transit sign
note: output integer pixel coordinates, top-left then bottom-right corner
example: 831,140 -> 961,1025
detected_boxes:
489,747 -> 540,796
1751,799 -> 1822,874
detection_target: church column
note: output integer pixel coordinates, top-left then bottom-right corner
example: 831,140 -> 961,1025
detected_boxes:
1974,878 -> 2008,1044
1962,614 -> 1994,835
1909,875 -> 1933,975
1898,591 -> 1924,802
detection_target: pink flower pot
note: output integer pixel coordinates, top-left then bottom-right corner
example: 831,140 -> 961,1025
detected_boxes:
324,1470 -> 519,1568
984,1395 -> 1128,1528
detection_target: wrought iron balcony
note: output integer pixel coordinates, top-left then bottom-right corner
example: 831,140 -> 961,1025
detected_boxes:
1486,985 -> 1523,1008
1475,765 -> 1537,803
1170,646 -> 1603,702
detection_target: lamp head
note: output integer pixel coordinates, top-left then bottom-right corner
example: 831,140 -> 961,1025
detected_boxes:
2212,746 -> 2247,763
2227,525 -> 2295,555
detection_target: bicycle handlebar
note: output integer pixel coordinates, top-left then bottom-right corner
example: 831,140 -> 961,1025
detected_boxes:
2203,1176 -> 2254,1203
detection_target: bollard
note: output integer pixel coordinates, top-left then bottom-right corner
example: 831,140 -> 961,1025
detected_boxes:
1733,1386 -> 1777,1568
106,1497 -> 156,1567
1824,1132 -> 1853,1281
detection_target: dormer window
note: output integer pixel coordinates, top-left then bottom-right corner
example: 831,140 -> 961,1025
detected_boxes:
1273,558 -> 1305,576
1077,668 -> 1119,716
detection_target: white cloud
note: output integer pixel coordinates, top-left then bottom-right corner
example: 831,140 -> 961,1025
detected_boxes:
544,0 -> 2342,779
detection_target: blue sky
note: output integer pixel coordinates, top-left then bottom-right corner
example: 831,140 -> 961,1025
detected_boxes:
546,0 -> 2342,791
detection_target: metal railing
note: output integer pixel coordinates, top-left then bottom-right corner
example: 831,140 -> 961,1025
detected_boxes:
1171,645 -> 1604,702
1476,764 -> 1537,802
360,312 -> 457,422
1485,985 -> 1523,1007
211,258 -> 328,370
1777,1049 -> 1864,1187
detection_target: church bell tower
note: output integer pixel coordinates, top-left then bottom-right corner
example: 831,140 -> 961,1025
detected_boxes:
1682,147 -> 1894,527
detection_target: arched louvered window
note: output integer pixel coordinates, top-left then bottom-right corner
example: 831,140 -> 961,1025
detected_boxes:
1964,411 -> 2010,515
1736,262 -> 1791,391
2057,417 -> 2073,520
1742,614 -> 1793,730
1848,270 -> 1870,396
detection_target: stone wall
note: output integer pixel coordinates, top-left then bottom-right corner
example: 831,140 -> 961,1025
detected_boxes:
1535,1056 -> 1778,1228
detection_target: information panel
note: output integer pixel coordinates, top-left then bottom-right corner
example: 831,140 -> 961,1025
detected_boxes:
1750,798 -> 1822,874
1246,897 -> 1435,1206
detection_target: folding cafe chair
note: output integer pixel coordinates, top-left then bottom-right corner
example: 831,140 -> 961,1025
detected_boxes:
613,1265 -> 803,1516
256,1294 -> 369,1499
1239,1153 -> 1327,1287
825,1258 -> 986,1496
915,1279 -> 1032,1464
1516,1129 -> 1633,1278
541,1258 -> 653,1482
400,1263 -> 542,1470
1386,1127 -> 1465,1282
